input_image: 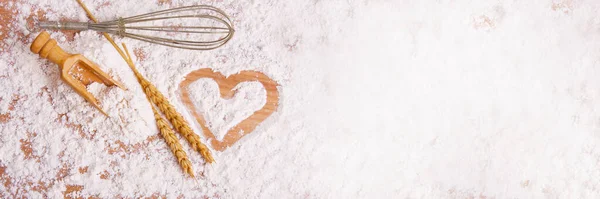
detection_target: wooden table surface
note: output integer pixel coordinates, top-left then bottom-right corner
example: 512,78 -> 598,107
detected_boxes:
0,1 -> 280,197
0,0 -> 179,198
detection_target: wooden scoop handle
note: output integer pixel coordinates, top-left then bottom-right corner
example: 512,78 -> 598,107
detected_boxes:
30,31 -> 72,67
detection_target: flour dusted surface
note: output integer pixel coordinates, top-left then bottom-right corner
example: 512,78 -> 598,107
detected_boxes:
187,80 -> 266,141
2,0 -> 600,198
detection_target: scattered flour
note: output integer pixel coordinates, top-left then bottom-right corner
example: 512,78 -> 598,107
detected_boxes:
187,79 -> 266,141
2,0 -> 600,198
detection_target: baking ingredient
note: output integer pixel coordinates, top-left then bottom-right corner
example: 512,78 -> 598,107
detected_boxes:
77,0 -> 214,171
2,0 -> 600,198
187,79 -> 266,141
152,103 -> 194,177
178,68 -> 279,151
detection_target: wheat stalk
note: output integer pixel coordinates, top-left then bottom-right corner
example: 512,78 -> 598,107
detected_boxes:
151,105 -> 195,177
120,44 -> 198,176
120,45 -> 215,164
75,0 -> 214,174
119,47 -> 214,163
141,81 -> 215,163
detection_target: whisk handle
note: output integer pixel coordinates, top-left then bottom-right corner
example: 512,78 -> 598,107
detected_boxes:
37,21 -> 90,31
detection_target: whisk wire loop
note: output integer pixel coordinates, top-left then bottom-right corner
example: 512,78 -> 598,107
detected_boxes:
37,5 -> 234,50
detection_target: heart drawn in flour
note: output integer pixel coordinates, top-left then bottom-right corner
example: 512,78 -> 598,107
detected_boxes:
178,68 -> 279,151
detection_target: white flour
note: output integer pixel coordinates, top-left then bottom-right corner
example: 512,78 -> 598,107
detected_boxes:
2,0 -> 600,198
187,80 -> 266,141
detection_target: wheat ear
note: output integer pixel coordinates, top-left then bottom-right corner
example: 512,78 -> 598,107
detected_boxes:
121,46 -> 215,164
143,82 -> 215,163
151,105 -> 195,177
76,0 -> 214,166
119,44 -> 195,176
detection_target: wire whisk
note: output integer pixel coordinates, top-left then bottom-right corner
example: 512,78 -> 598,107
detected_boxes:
37,5 -> 234,50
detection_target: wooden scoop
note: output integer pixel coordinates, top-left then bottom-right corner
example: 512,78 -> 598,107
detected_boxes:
30,31 -> 126,115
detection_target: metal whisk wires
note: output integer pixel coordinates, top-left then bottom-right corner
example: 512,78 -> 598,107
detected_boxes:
37,5 -> 234,50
